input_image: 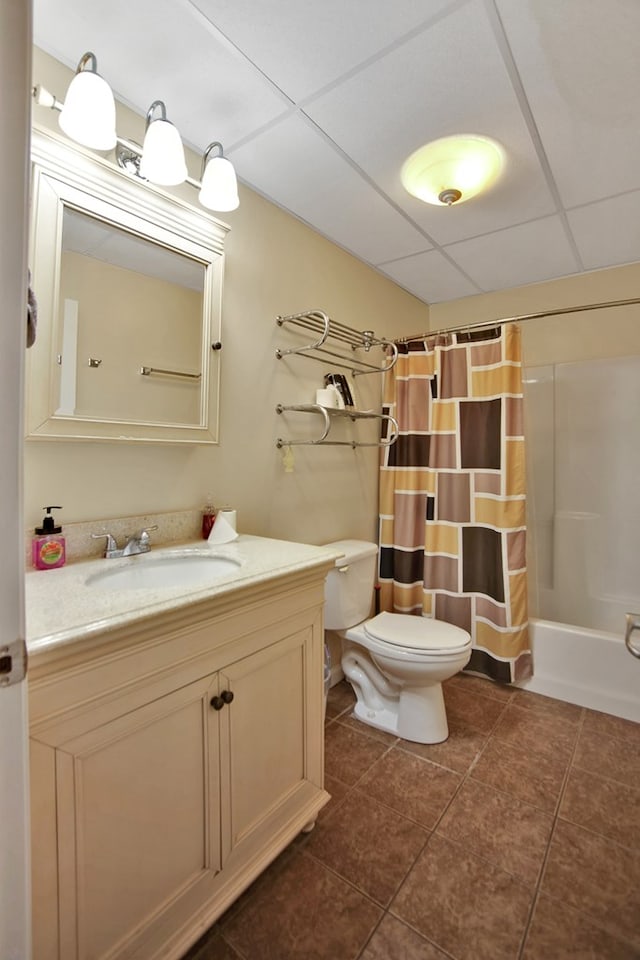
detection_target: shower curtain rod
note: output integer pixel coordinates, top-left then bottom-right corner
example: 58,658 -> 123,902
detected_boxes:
395,296 -> 640,344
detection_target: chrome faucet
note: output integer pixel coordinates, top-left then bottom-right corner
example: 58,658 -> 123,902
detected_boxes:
122,527 -> 157,556
91,525 -> 158,559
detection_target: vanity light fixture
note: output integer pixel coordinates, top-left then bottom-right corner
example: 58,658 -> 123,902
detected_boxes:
139,100 -> 188,186
198,142 -> 240,212
33,50 -> 240,213
401,134 -> 504,206
57,52 -> 117,151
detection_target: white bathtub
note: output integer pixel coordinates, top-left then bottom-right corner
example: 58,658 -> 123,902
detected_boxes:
519,619 -> 639,722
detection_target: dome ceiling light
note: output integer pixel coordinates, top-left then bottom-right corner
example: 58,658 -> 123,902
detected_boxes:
401,134 -> 505,206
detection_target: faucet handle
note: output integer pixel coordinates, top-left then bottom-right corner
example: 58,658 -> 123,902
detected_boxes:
138,524 -> 159,543
91,532 -> 120,558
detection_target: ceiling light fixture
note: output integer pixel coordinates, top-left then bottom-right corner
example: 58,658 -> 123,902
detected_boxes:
401,134 -> 504,206
33,51 -> 240,214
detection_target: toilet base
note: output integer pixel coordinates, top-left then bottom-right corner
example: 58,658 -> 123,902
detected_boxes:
351,682 -> 449,744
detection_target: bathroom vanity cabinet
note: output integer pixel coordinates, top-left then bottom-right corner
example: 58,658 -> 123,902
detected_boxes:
28,558 -> 331,960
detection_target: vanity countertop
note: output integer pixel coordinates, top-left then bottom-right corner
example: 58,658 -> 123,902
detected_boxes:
26,535 -> 341,656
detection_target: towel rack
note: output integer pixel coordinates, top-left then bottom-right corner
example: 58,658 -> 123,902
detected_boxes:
140,365 -> 201,380
275,310 -> 397,376
275,403 -> 399,449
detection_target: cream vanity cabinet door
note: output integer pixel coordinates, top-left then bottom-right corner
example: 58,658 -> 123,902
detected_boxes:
218,625 -> 318,871
49,673 -> 223,960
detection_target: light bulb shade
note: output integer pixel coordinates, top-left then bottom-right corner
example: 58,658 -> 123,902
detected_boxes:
401,135 -> 504,206
59,70 -> 117,150
139,119 -> 188,186
199,155 -> 239,211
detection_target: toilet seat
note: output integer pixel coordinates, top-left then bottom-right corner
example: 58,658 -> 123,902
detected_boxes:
363,611 -> 471,656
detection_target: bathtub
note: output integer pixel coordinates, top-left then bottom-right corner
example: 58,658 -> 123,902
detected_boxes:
519,619 -> 639,722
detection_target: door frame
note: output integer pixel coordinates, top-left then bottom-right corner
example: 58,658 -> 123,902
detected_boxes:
0,3 -> 32,958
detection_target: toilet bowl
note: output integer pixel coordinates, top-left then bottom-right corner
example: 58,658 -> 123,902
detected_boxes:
324,540 -> 471,744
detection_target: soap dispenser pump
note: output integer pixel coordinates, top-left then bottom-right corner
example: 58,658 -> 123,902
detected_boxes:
32,505 -> 66,570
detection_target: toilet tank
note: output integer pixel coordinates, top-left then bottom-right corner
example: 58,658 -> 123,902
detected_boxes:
323,540 -> 378,630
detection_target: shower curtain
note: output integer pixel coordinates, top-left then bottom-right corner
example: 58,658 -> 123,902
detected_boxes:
378,324 -> 531,683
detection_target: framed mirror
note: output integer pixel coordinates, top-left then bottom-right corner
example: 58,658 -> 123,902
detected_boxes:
26,129 -> 228,443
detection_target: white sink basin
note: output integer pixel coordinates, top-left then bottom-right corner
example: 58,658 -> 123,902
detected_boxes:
86,552 -> 242,591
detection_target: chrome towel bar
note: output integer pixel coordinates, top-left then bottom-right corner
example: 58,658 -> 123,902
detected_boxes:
275,403 -> 399,449
140,365 -> 201,380
275,310 -> 398,376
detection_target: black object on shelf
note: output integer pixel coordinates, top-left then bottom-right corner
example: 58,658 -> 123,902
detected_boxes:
324,372 -> 354,407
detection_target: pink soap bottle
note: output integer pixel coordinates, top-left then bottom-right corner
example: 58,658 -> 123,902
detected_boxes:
32,506 -> 66,570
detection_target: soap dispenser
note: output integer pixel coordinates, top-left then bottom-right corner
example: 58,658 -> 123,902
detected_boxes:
32,506 -> 66,570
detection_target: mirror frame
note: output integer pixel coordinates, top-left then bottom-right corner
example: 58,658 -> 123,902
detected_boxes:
27,128 -> 228,444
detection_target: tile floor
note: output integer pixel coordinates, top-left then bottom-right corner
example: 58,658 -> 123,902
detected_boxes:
184,674 -> 640,960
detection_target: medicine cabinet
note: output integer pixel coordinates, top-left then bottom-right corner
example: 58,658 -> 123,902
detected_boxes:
26,129 -> 228,444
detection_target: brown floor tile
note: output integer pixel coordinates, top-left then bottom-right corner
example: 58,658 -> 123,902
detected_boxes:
216,845 -> 297,927
560,767 -> 640,849
318,774 -> 351,822
583,708 -> 640,745
436,778 -> 553,885
510,687 -> 583,724
325,679 -> 356,720
339,713 -> 399,745
522,894 -> 640,960
443,682 -> 508,733
470,736 -> 566,813
392,834 -> 533,960
324,721 -> 389,785
402,718 -> 488,774
222,850 -> 382,960
305,792 -> 428,906
357,747 -> 461,828
360,914 -> 450,960
541,820 -> 640,947
573,727 -> 640,790
446,672 -> 515,703
186,932 -> 243,960
492,703 -> 579,764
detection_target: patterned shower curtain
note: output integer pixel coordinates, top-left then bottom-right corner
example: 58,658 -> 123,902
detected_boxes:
378,324 -> 531,683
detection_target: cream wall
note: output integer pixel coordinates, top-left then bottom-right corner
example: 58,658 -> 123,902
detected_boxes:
26,48 -> 428,546
428,260 -> 640,366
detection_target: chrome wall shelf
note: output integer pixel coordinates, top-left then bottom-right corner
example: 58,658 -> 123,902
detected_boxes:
276,403 -> 399,449
275,309 -> 397,376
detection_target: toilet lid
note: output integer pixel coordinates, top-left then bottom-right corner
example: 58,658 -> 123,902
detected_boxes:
364,611 -> 471,653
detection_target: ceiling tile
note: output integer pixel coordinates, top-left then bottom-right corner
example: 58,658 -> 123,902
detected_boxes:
230,115 -> 432,264
567,191 -> 640,272
33,0 -> 289,150
379,250 -> 479,304
495,0 -> 640,207
305,0 -> 556,246
444,216 -> 580,292
189,0 -> 458,101
32,0 -> 640,304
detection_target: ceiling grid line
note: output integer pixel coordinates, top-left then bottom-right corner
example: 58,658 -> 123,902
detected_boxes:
483,0 -> 585,273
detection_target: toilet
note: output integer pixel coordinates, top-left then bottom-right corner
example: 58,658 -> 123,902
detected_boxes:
324,540 -> 472,744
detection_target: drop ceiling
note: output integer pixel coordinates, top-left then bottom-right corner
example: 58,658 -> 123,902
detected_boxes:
33,0 -> 640,305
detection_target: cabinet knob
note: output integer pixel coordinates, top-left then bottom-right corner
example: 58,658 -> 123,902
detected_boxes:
210,690 -> 234,710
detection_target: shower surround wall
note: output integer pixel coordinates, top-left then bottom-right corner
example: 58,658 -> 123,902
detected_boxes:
525,354 -> 640,634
